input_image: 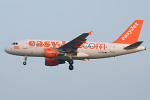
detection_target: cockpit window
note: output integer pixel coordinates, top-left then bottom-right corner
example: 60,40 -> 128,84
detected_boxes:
12,43 -> 15,45
11,42 -> 18,45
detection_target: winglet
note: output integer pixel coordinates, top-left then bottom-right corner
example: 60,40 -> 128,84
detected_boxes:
88,31 -> 93,35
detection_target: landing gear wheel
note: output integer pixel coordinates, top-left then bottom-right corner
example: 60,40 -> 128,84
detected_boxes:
23,56 -> 27,65
69,65 -> 74,70
23,61 -> 26,65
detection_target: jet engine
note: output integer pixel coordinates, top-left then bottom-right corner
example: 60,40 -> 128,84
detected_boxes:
45,58 -> 65,66
44,48 -> 59,58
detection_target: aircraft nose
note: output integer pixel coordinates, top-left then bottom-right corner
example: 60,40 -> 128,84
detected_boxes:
4,47 -> 10,53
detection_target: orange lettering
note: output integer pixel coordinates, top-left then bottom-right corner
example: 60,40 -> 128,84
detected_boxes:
36,41 -> 43,47
44,41 -> 50,47
29,41 -> 35,47
58,44 -> 61,47
14,46 -> 19,49
51,41 -> 59,47
89,43 -> 95,49
82,43 -> 88,49
62,41 -> 66,45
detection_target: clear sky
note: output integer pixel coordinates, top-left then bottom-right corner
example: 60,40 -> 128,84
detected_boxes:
0,0 -> 150,100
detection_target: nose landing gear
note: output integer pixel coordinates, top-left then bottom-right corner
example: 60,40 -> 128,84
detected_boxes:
23,56 -> 27,65
68,60 -> 74,70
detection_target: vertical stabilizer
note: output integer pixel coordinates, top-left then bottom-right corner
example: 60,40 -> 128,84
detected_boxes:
112,20 -> 144,44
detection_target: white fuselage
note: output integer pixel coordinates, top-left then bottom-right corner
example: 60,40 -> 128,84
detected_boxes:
5,40 -> 146,60
4,20 -> 145,70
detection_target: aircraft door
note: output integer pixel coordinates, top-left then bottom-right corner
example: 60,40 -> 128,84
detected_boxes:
23,40 -> 28,49
110,44 -> 115,53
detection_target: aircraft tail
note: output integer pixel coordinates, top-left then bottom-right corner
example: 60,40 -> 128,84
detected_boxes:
112,20 -> 144,44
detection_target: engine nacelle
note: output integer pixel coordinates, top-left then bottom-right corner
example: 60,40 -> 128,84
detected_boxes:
45,58 -> 65,66
44,48 -> 58,58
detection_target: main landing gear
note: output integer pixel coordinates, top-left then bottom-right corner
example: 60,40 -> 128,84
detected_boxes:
23,56 -> 27,65
68,60 -> 74,70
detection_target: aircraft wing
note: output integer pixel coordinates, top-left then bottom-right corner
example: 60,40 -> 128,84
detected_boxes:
59,31 -> 92,53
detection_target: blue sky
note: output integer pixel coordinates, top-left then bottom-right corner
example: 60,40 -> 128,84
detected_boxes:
0,0 -> 150,100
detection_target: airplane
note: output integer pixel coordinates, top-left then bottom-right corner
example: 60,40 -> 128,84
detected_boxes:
5,20 -> 146,70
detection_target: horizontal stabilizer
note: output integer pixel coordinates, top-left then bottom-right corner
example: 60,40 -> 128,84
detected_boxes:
124,41 -> 143,50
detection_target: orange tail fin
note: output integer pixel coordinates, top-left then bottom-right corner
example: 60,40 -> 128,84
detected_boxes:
112,20 -> 144,44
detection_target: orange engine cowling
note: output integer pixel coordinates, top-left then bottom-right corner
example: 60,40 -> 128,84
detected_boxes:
44,49 -> 58,58
45,58 -> 65,66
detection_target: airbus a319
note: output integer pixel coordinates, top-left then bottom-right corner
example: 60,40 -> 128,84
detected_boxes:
5,20 -> 146,70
